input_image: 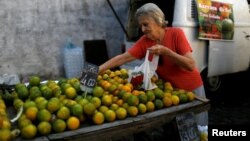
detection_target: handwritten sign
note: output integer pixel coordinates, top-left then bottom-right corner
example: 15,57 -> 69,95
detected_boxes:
176,112 -> 199,141
80,62 -> 98,93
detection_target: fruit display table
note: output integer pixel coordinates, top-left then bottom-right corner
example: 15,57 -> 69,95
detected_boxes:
14,99 -> 209,141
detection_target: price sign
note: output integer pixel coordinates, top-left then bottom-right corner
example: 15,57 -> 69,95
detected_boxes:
176,112 -> 199,141
80,62 -> 98,93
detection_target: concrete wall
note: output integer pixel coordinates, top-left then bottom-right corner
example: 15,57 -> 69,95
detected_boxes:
0,0 -> 129,81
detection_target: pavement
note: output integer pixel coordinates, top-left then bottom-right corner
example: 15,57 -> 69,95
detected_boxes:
208,69 -> 250,125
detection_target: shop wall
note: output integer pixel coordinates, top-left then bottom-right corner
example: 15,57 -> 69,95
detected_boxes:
0,0 -> 129,81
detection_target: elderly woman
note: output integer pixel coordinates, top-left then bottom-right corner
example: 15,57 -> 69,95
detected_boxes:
99,3 -> 208,126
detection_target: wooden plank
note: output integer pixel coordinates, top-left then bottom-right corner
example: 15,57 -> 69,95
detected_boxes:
46,100 -> 210,141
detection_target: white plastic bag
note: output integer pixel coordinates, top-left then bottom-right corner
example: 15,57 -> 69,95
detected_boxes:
128,50 -> 159,90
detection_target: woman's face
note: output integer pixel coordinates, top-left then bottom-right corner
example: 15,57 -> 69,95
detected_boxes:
138,15 -> 161,41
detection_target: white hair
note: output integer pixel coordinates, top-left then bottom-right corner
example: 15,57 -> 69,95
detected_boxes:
135,3 -> 167,27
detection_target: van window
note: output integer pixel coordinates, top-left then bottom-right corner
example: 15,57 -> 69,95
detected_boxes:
126,0 -> 175,41
248,0 -> 250,13
191,0 -> 198,19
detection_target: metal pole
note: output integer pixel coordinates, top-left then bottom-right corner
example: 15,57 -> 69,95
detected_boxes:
106,0 -> 129,39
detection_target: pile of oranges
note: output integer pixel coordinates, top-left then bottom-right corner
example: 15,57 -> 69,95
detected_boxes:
1,68 -> 196,140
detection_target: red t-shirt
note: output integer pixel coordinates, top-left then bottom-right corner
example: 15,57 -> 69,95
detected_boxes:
128,27 -> 203,91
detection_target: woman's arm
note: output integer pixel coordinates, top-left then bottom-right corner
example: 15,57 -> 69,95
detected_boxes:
99,52 -> 136,73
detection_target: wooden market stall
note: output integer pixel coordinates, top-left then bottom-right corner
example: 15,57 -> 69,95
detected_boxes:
14,99 -> 210,141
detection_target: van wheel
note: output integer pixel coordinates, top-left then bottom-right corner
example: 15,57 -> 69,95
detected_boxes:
201,68 -> 223,101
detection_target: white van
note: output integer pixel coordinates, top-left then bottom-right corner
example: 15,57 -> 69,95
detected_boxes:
123,0 -> 250,96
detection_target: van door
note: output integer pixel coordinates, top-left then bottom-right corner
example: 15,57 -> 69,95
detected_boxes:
207,0 -> 250,77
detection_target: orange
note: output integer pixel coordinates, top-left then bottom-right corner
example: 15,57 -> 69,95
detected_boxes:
46,97 -> 60,113
21,124 -> 37,139
16,86 -> 29,100
93,86 -> 104,98
99,105 -> 109,114
104,110 -> 116,122
109,72 -> 115,78
153,88 -> 164,99
146,90 -> 155,101
51,85 -> 62,96
110,103 -> 119,111
127,106 -> 138,117
107,84 -> 118,93
122,92 -> 132,102
25,106 -> 38,121
65,99 -> 77,109
138,103 -> 147,114
90,97 -> 102,108
77,98 -> 89,108
127,95 -> 139,106
83,103 -> 96,116
65,86 -> 77,99
102,73 -> 110,80
0,109 -> 7,117
163,92 -> 172,98
121,85 -> 132,92
171,95 -> 180,106
0,128 -> 12,141
34,96 -> 46,104
179,94 -> 188,103
36,99 -> 48,110
37,109 -> 52,122
37,121 -> 51,135
2,119 -> 11,129
115,99 -> 124,107
126,83 -> 133,90
41,86 -> 53,99
67,116 -> 80,130
146,101 -> 155,112
164,82 -> 173,91
29,86 -> 42,100
115,107 -> 127,120
118,89 -> 126,99
46,80 -> 57,88
138,94 -> 148,104
163,96 -> 173,107
18,118 -> 32,129
186,92 -> 195,101
120,68 -> 128,77
154,99 -> 164,109
13,98 -> 24,111
132,90 -> 140,96
103,81 -> 111,90
71,104 -> 83,116
101,95 -> 112,107
56,106 -> 71,120
52,119 -> 66,133
29,76 -> 41,86
92,111 -> 105,125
